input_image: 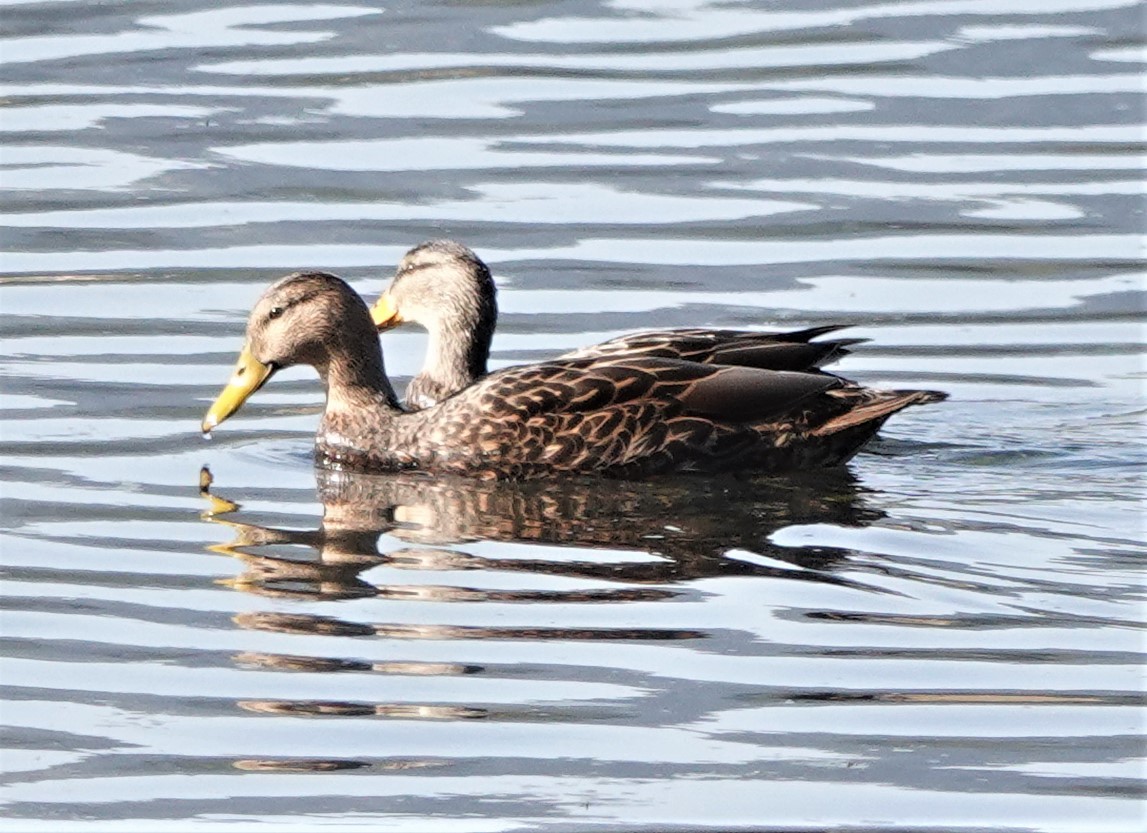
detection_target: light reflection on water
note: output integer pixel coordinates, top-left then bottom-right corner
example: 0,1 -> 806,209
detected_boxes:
1,0 -> 1143,830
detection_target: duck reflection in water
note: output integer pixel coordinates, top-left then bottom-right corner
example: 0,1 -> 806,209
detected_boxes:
200,465 -> 886,771
201,464 -> 884,613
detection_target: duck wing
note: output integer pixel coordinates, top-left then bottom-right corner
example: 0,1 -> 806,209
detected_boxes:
396,356 -> 930,478
470,356 -> 841,420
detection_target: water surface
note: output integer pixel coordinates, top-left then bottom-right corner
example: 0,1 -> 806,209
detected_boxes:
1,0 -> 1144,830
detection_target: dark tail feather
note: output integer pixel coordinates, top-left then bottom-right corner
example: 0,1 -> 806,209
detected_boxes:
810,337 -> 869,368
713,332 -> 869,372
783,324 -> 853,342
778,326 -> 868,368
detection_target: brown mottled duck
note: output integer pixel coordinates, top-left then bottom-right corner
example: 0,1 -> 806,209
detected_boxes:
371,239 -> 864,409
203,271 -> 945,480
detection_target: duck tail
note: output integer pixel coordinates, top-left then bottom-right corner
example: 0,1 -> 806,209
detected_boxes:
811,388 -> 947,436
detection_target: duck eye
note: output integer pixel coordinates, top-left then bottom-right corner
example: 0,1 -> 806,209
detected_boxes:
268,306 -> 284,320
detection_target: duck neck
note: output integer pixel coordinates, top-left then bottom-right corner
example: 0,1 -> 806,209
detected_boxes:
422,323 -> 486,397
420,292 -> 495,399
318,338 -> 402,420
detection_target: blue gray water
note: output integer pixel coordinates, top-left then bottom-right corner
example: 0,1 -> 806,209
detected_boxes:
1,1 -> 1144,830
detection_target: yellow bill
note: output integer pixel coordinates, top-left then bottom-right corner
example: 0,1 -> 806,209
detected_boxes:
202,346 -> 274,433
370,292 -> 403,331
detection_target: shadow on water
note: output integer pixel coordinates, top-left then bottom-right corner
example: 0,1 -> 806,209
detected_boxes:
198,464 -> 885,773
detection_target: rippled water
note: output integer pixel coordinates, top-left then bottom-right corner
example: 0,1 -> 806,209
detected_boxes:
2,0 -> 1144,830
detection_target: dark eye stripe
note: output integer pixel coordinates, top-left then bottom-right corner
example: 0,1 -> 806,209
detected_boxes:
267,287 -> 322,321
395,262 -> 434,280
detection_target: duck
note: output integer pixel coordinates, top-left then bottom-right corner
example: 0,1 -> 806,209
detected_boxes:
202,270 -> 945,481
371,239 -> 864,409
